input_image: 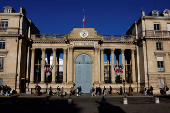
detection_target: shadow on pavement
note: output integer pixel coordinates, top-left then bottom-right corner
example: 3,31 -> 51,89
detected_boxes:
96,98 -> 126,113
0,97 -> 81,113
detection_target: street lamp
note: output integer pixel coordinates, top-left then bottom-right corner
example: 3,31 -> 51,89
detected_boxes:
123,79 -> 125,93
128,70 -> 132,96
34,68 -> 39,96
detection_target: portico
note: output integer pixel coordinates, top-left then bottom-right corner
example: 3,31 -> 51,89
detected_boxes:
27,28 -> 139,93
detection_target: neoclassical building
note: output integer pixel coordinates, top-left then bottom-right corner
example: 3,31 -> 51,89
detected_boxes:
0,6 -> 170,94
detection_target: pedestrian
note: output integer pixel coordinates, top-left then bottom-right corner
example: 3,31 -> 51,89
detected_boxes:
96,87 -> 98,95
150,86 -> 153,95
131,87 -> 133,95
61,87 -> 64,98
5,85 -> 8,96
144,86 -> 146,94
34,85 -> 36,94
0,85 -> 2,95
49,86 -> 54,96
98,87 -> 102,96
91,87 -> 96,97
166,86 -> 169,95
79,86 -> 82,95
108,86 -> 112,94
57,86 -> 60,96
117,86 -> 123,95
103,86 -> 106,95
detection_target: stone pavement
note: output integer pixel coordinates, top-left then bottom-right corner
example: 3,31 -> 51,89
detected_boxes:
0,93 -> 170,113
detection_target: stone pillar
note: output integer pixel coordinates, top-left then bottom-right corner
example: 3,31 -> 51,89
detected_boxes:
94,47 -> 99,83
131,49 -> 136,83
100,49 -> 104,83
56,52 -> 59,82
47,52 -> 51,65
69,47 -> 73,83
52,48 -> 56,83
63,48 -> 67,83
30,48 -> 35,83
26,46 -> 30,82
107,52 -> 110,82
40,48 -> 45,83
121,49 -> 125,82
111,49 -> 115,83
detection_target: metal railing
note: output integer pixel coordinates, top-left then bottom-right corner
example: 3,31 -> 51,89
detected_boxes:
0,27 -> 19,34
146,30 -> 170,37
99,35 -> 135,41
31,34 -> 68,40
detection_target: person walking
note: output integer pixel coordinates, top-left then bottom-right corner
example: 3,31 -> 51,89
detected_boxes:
144,86 -> 146,95
91,87 -> 96,97
150,86 -> 153,95
166,86 -> 169,95
108,86 -> 112,94
103,86 -> 106,95
0,85 -> 2,95
57,86 -> 60,96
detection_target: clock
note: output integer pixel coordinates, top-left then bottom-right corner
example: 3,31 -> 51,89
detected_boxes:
80,30 -> 88,38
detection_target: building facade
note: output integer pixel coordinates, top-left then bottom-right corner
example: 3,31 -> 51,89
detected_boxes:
0,6 -> 170,94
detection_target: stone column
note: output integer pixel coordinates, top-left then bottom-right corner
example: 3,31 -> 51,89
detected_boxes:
100,49 -> 104,83
107,52 -> 110,82
94,47 -> 99,83
69,47 -> 73,83
121,49 -> 125,82
56,52 -> 59,82
30,48 -> 35,83
131,49 -> 136,83
47,52 -> 51,65
63,48 -> 67,83
111,49 -> 115,83
40,48 -> 45,83
26,46 -> 30,82
52,48 -> 56,83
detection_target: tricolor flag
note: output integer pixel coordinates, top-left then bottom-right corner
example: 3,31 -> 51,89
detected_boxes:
44,65 -> 47,73
83,9 -> 85,25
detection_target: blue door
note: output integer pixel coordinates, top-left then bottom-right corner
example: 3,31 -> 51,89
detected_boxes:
0,78 -> 3,86
75,54 -> 92,93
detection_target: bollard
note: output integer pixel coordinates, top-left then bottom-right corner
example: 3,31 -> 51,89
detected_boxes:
68,97 -> 72,105
155,97 -> 159,103
45,97 -> 50,105
10,97 -> 15,105
123,98 -> 128,104
102,96 -> 106,104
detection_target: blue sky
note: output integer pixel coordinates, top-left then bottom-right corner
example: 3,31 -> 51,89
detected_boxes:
1,0 -> 170,62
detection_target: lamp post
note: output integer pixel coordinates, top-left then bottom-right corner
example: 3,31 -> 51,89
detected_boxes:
34,68 -> 39,96
128,70 -> 132,96
123,79 -> 125,93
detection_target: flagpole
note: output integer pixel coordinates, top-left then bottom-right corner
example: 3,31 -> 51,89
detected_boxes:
83,9 -> 84,28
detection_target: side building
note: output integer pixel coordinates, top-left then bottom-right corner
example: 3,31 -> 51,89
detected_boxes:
127,9 -> 170,94
0,6 -> 39,93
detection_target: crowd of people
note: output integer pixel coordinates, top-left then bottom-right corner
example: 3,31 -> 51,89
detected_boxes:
0,85 -> 12,96
1,84 -> 169,97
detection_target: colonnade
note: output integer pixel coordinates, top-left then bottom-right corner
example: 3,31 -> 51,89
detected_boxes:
28,47 -> 137,84
29,48 -> 67,84
100,49 -> 136,83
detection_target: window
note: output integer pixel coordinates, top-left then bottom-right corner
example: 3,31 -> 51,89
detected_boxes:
6,9 -> 11,13
156,42 -> 163,50
154,23 -> 160,30
158,78 -> 165,88
157,57 -> 164,72
0,42 -> 5,49
1,20 -> 8,28
0,56 -> 4,72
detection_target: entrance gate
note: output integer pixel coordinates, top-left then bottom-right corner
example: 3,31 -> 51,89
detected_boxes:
75,54 -> 92,93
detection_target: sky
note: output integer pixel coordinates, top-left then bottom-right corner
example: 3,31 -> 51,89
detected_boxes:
1,0 -> 170,35
1,0 -> 170,62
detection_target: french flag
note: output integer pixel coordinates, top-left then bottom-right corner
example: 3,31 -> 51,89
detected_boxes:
83,9 -> 85,25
